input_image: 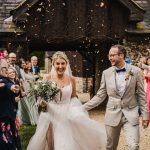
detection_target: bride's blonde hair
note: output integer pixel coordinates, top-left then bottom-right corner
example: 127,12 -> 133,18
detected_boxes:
52,51 -> 69,65
51,51 -> 72,76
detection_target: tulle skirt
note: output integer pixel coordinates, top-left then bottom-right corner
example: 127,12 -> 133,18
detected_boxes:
27,98 -> 106,150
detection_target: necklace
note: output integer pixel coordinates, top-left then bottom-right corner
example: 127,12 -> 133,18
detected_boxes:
56,75 -> 66,88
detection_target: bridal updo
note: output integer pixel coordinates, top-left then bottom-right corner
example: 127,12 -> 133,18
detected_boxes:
52,51 -> 69,65
51,51 -> 72,76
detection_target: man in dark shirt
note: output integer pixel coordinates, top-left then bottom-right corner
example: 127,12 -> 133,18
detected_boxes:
31,56 -> 40,75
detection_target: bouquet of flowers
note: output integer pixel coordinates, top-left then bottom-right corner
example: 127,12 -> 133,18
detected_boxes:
29,79 -> 60,111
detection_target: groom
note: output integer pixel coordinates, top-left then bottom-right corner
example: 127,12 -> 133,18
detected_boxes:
83,45 -> 149,150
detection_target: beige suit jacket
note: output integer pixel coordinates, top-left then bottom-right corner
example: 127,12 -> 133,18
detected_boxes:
83,64 -> 149,126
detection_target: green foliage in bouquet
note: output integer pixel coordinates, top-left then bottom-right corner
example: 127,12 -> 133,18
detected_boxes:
29,79 -> 60,102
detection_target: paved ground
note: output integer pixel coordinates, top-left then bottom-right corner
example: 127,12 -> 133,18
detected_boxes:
78,93 -> 150,150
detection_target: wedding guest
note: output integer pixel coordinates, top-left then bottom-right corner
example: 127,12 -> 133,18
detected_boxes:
21,61 -> 38,125
7,67 -> 21,114
138,56 -> 150,70
0,49 -> 9,68
2,49 -> 9,58
19,59 -> 26,81
2,49 -> 9,62
138,57 -> 147,91
0,67 -> 8,77
0,72 -> 22,150
143,57 -> 150,115
125,47 -> 132,64
18,59 -> 26,92
0,51 -> 4,60
139,57 -> 146,66
7,67 -> 27,130
8,53 -> 22,79
31,56 -> 40,75
18,59 -> 33,125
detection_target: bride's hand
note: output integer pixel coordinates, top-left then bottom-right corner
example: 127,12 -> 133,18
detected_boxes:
40,100 -> 48,107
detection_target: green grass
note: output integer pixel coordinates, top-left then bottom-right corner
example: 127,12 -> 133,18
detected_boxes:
19,125 -> 36,150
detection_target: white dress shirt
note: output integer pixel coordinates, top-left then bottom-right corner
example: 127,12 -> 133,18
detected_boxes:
115,64 -> 127,97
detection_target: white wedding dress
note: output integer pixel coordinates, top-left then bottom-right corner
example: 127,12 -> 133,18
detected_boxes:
27,83 -> 106,150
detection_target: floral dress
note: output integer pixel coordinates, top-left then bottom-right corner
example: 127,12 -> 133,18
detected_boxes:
0,117 -> 21,150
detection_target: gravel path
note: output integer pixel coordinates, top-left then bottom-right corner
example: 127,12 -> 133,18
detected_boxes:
78,93 -> 150,150
89,110 -> 150,150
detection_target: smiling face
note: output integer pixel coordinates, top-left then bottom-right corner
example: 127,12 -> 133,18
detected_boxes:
8,68 -> 16,79
146,58 -> 150,66
3,50 -> 8,58
8,53 -> 16,65
108,47 -> 124,67
53,57 -> 67,76
1,67 -> 8,77
26,62 -> 32,71
31,56 -> 38,66
21,60 -> 26,69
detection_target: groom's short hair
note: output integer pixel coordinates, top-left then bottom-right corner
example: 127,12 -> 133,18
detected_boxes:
111,44 -> 127,59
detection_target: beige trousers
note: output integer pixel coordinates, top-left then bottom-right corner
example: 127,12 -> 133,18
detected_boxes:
105,114 -> 139,150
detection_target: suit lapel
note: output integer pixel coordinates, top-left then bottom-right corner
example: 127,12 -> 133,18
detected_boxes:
122,64 -> 133,97
111,67 -> 119,95
110,65 -> 133,97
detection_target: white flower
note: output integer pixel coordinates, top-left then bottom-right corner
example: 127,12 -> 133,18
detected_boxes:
125,69 -> 134,80
51,82 -> 56,88
38,80 -> 42,83
34,85 -> 38,90
28,78 -> 60,108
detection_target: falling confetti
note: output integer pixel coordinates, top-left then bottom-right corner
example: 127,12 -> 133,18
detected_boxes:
100,2 -> 104,7
37,8 -> 42,12
62,3 -> 66,6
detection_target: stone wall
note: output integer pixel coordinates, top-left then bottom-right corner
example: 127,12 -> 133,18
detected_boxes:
75,77 -> 92,93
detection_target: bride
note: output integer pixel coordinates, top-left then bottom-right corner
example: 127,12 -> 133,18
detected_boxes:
27,51 -> 106,150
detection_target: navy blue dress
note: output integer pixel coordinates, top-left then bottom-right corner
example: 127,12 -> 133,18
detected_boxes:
0,76 -> 22,150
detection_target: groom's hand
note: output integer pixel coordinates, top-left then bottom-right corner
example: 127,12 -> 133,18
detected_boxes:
142,120 -> 149,129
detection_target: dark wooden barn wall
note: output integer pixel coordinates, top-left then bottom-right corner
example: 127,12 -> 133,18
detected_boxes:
110,1 -> 130,39
23,0 -> 111,44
